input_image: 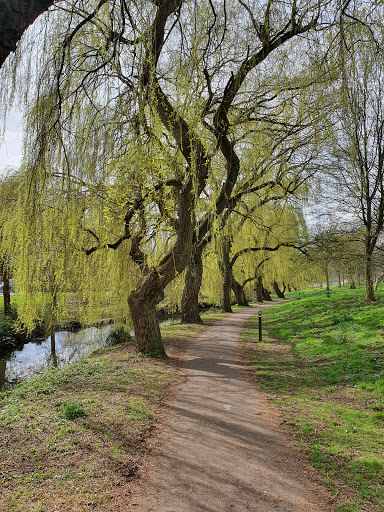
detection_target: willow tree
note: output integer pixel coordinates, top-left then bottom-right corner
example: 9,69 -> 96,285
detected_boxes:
223,203 -> 308,306
2,0 -> 343,356
325,11 -> 384,302
181,64 -> 330,320
0,171 -> 18,316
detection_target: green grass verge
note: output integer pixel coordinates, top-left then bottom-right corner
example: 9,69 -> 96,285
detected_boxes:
243,287 -> 384,512
0,309 -> 227,512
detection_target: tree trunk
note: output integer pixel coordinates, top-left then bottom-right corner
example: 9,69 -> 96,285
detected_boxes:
222,266 -> 233,312
325,267 -> 330,291
232,278 -> 249,306
129,178 -> 194,356
262,287 -> 273,301
218,236 -> 233,313
255,275 -> 263,302
365,252 -> 376,302
128,270 -> 167,357
2,261 -> 11,316
272,280 -> 285,299
181,244 -> 204,324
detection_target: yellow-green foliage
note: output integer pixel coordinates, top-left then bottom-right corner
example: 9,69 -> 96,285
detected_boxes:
201,248 -> 223,306
0,0 -> 333,329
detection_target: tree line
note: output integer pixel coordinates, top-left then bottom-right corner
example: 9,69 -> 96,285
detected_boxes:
0,0 -> 383,356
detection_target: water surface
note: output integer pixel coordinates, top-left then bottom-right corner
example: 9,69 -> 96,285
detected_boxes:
0,325 -> 114,391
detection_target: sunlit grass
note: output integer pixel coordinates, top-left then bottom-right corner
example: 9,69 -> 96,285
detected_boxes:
243,286 -> 384,511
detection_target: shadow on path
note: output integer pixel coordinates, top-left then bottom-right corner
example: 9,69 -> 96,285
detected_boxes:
127,305 -> 335,512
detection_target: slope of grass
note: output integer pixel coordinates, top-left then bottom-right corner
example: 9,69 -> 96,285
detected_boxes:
243,287 -> 384,512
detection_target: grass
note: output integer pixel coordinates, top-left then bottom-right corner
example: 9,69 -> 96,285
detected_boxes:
60,402 -> 87,420
243,286 -> 384,512
0,307 -> 227,512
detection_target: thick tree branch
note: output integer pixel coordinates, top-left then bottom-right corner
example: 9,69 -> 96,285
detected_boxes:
230,242 -> 309,268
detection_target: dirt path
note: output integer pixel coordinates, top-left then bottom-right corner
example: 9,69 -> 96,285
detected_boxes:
127,305 -> 335,512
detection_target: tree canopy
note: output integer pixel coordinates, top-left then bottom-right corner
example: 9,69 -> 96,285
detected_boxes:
1,0 -> 383,355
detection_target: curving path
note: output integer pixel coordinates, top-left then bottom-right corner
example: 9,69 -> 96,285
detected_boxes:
128,304 -> 334,512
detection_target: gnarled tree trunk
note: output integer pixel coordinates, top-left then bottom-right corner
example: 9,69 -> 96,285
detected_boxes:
129,184 -> 194,357
181,244 -> 204,324
128,271 -> 166,357
232,278 -> 249,306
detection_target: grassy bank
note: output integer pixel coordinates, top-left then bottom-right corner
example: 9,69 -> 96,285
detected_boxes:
243,287 -> 384,512
0,309 -> 225,512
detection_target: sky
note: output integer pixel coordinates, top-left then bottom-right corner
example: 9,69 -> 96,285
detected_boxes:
0,109 -> 23,172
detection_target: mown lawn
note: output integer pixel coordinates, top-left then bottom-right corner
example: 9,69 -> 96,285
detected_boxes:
0,308 -> 226,512
243,287 -> 384,512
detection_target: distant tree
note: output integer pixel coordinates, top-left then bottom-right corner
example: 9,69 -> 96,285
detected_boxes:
328,13 -> 384,301
309,227 -> 342,290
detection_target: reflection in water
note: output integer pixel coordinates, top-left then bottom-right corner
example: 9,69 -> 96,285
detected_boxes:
0,325 -> 114,391
51,332 -> 58,368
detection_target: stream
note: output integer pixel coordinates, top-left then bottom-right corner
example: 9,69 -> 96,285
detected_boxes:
0,324 -> 115,391
0,318 -> 177,391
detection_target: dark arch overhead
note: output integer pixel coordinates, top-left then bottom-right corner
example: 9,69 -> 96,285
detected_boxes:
0,0 -> 54,67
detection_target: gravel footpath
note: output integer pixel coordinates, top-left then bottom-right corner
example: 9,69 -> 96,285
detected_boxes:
127,305 -> 335,512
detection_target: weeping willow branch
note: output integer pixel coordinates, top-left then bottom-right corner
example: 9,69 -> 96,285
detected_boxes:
230,242 -> 309,268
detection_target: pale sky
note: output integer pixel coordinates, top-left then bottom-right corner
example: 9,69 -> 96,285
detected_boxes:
0,109 -> 23,172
